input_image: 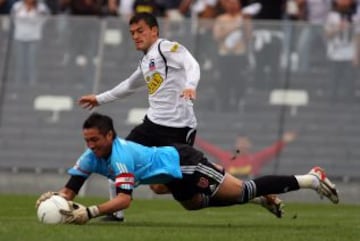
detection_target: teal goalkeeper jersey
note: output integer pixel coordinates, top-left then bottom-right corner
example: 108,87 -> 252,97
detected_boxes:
68,137 -> 182,192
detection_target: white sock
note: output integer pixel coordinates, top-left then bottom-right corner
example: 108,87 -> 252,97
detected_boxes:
108,179 -> 124,218
249,197 -> 262,205
295,175 -> 319,189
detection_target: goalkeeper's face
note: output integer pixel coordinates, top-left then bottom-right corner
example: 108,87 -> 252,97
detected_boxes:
83,127 -> 113,158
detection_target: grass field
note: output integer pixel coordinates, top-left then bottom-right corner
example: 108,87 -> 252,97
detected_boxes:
0,194 -> 359,241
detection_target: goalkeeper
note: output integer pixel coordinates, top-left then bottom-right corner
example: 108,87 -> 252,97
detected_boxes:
36,113 -> 339,225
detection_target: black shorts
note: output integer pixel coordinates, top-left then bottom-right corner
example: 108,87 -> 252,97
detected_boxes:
126,115 -> 197,147
166,144 -> 225,201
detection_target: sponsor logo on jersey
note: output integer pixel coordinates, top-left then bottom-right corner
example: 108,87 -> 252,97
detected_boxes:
197,177 -> 209,189
149,58 -> 156,71
170,43 -> 179,52
147,72 -> 163,94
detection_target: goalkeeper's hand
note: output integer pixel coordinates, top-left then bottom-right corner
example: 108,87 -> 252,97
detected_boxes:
35,191 -> 64,209
60,204 -> 100,225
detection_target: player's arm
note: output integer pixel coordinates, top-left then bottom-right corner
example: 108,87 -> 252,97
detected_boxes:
60,175 -> 87,200
181,48 -> 200,100
162,41 -> 200,100
35,175 -> 86,208
61,171 -> 135,224
60,192 -> 132,225
97,192 -> 132,214
78,67 -> 144,110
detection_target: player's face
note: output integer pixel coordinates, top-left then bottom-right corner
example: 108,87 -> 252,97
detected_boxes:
129,20 -> 158,53
83,128 -> 113,158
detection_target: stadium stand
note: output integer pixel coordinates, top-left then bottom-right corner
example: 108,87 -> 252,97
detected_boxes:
0,17 -> 359,202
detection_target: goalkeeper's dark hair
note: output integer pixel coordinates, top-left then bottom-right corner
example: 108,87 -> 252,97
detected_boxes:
129,12 -> 159,36
83,112 -> 117,140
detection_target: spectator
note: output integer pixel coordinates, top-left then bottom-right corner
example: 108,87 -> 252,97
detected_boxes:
118,0 -> 135,20
296,0 -> 332,72
179,0 -> 219,18
133,0 -> 165,16
250,0 -> 287,90
1,0 -> 19,14
163,0 -> 183,20
1,0 -> 15,14
251,0 -> 286,20
43,0 -> 67,14
195,131 -> 297,177
324,0 -> 358,102
61,0 -> 118,16
179,0 -> 220,85
353,12 -> 360,67
60,0 -> 119,86
212,0 -> 252,111
11,0 -> 49,85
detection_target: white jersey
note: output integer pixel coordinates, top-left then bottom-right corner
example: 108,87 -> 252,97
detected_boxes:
96,38 -> 200,128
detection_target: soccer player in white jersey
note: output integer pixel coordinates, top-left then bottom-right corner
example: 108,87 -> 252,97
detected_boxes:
78,12 -> 200,221
35,113 -> 339,225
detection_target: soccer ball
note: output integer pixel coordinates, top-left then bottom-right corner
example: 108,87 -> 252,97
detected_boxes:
37,195 -> 70,224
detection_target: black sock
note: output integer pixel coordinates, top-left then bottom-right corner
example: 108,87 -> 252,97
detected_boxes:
253,175 -> 300,196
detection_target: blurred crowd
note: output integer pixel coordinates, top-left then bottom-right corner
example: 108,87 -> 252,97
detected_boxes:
0,0 -> 359,103
0,0 -> 358,21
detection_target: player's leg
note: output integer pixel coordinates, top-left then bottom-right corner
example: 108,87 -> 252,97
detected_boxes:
172,171 -> 284,218
169,145 -> 285,217
213,167 -> 339,205
175,165 -> 338,216
296,166 -> 339,203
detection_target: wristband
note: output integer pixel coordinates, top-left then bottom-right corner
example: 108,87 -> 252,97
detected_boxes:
86,205 -> 100,218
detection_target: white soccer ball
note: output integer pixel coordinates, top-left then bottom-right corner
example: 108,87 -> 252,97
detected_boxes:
37,195 -> 70,224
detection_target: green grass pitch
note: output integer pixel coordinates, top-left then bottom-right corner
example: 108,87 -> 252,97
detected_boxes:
0,194 -> 359,241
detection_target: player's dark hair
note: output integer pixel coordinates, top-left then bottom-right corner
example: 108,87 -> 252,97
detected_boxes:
129,12 -> 159,35
83,112 -> 117,140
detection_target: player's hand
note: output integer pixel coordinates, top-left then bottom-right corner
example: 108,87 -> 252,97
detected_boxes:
60,205 -> 99,225
35,191 -> 61,209
78,95 -> 99,110
282,131 -> 297,143
180,88 -> 196,100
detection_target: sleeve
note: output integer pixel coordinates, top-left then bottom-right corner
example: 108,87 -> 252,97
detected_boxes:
64,175 -> 87,194
161,41 -> 200,89
67,151 -> 94,178
96,67 -> 145,104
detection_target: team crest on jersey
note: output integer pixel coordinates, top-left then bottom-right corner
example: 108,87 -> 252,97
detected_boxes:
147,72 -> 163,94
149,58 -> 156,71
197,177 -> 209,189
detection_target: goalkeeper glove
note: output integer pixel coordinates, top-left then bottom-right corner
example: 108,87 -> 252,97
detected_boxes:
60,204 -> 100,225
35,191 -> 65,209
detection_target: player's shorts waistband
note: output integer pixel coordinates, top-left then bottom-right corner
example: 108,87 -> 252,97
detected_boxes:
143,115 -> 195,133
